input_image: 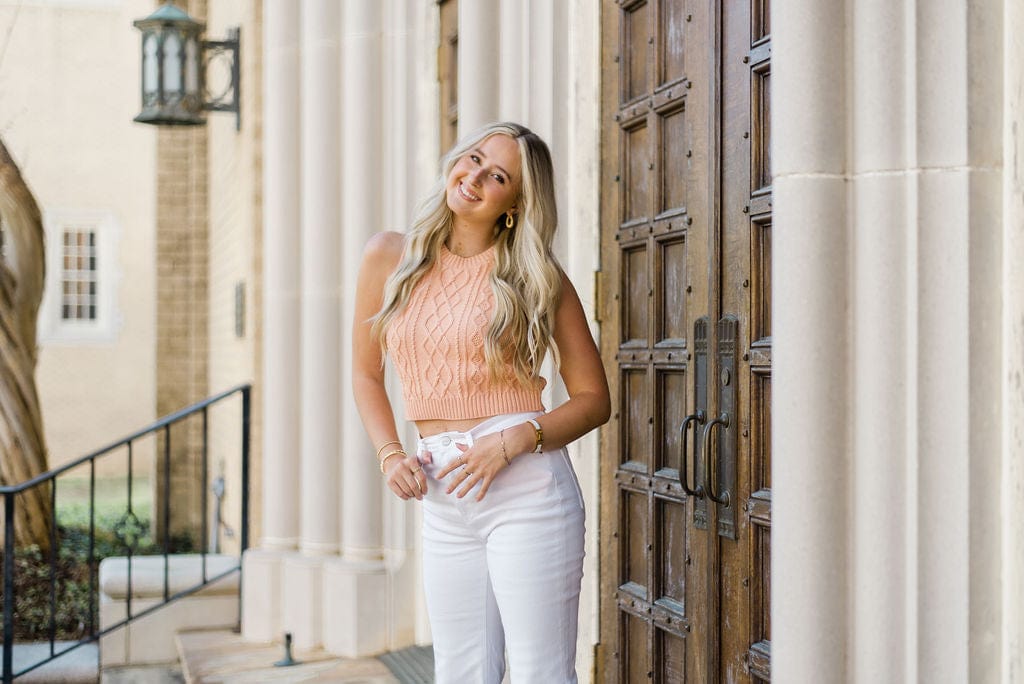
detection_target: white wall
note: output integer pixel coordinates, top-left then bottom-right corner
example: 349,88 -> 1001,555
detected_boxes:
0,0 -> 157,475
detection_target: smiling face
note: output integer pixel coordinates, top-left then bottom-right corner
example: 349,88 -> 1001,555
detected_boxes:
445,133 -> 522,230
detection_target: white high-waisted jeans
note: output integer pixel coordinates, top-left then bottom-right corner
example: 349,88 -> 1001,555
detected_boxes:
417,411 -> 585,684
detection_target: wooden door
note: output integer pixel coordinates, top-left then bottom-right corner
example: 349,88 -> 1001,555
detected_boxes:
598,1 -> 772,681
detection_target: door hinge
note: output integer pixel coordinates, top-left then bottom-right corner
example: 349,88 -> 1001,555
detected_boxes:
594,269 -> 604,323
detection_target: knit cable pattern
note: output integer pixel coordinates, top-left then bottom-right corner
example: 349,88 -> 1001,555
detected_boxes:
386,245 -> 545,420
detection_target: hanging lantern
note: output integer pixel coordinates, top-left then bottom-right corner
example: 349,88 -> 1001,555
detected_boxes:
133,3 -> 240,128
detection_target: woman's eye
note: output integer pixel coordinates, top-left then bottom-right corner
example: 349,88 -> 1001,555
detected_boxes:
492,174 -> 505,184
469,154 -> 481,163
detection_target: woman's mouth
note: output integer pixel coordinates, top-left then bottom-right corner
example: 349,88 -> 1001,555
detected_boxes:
457,182 -> 481,202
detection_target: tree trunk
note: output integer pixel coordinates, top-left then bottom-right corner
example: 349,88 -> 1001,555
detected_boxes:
0,137 -> 53,552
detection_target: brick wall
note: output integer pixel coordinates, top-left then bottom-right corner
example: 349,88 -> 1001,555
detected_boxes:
153,0 -> 210,544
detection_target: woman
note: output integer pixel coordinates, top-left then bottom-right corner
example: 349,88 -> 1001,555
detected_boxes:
352,122 -> 610,683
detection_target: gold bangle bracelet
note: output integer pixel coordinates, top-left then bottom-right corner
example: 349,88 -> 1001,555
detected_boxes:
375,440 -> 402,460
379,449 -> 406,474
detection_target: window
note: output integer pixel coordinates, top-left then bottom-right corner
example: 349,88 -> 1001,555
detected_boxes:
61,228 -> 98,321
39,210 -> 120,344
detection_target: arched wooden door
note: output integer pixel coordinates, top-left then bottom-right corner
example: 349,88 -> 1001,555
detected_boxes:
597,1 -> 773,681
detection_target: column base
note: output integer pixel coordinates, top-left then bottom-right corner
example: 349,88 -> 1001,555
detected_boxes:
240,548 -> 287,642
282,554 -> 325,649
322,558 -> 389,657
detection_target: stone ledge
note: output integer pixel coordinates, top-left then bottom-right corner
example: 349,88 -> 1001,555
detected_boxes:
99,554 -> 239,600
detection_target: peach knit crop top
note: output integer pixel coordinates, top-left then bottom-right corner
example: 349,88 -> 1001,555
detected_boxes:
385,244 -> 545,421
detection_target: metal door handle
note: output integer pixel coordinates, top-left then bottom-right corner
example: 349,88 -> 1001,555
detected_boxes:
701,413 -> 731,506
679,410 -> 706,497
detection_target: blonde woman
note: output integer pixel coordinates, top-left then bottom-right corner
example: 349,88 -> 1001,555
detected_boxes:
352,122 -> 610,683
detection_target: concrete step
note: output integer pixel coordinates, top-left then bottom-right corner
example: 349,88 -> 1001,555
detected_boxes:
176,629 -> 399,683
101,663 -> 184,683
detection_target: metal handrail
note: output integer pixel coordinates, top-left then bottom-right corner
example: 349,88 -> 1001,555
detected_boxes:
1,384 -> 251,683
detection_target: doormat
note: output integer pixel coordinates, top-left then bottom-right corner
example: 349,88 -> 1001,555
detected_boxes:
378,644 -> 434,683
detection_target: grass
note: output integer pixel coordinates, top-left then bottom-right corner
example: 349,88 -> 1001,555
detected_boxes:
54,475 -> 155,531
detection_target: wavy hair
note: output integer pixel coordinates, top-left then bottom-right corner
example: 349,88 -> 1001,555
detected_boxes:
370,121 -> 562,385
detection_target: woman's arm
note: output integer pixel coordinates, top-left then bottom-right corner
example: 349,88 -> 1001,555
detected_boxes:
351,231 -> 426,500
502,269 -> 611,454
442,269 -> 611,499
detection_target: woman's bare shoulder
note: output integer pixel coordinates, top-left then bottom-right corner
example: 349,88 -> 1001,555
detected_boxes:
362,230 -> 406,270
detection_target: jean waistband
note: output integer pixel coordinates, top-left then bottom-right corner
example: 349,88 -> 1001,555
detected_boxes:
417,411 -> 544,452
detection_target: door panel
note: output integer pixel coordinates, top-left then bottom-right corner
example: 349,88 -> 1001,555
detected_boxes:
599,0 -> 772,681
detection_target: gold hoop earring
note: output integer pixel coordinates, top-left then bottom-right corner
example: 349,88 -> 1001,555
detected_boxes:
505,213 -> 515,229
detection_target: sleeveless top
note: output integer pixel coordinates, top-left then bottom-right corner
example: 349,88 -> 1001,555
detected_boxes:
385,244 -> 545,420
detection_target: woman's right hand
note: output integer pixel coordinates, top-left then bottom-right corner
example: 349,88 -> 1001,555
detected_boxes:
384,453 -> 427,500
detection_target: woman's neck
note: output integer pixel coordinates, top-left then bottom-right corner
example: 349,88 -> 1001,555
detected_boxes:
446,223 -> 496,258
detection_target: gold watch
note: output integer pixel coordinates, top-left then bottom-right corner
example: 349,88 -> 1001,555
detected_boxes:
526,418 -> 544,453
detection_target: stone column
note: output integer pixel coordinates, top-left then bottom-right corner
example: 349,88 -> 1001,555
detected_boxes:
1003,0 -> 1024,674
242,0 -> 300,643
322,0 -> 389,657
772,0 -> 851,680
915,1 -> 1003,680
378,0 -> 423,648
281,0 -> 342,651
849,1 -> 909,678
773,0 -> 1011,680
498,0 -> 525,122
563,0 -> 601,674
457,0 -> 500,134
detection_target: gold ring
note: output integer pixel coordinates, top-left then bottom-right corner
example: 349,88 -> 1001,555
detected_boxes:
411,466 -> 421,474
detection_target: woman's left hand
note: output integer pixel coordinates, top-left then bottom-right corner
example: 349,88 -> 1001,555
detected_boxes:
435,431 -> 510,501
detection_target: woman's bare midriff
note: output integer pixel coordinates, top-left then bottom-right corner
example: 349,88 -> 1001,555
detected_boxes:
415,416 -> 499,438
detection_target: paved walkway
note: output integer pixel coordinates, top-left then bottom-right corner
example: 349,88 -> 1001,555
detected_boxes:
9,632 -> 418,683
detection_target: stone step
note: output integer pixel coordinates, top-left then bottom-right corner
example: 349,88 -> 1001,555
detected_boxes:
176,629 -> 399,683
101,663 -> 184,683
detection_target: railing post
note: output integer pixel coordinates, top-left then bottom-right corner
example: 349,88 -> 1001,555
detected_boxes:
4,493 -> 16,684
241,385 -> 251,554
238,385 -> 251,632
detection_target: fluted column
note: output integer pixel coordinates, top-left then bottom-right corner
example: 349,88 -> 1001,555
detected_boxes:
772,0 -> 851,681
257,0 -> 301,552
850,1 -> 909,679
498,0 -> 525,122
339,0 -> 384,563
299,0 -> 341,557
279,0 -> 343,651
242,0 -> 300,643
1003,1 -> 1024,675
323,0 -> 389,657
457,0 -> 500,134
774,0 -> 1011,680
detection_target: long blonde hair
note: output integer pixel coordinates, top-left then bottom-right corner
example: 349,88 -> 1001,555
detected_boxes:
371,122 -> 562,385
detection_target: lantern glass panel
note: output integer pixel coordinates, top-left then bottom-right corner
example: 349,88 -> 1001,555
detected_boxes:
185,37 -> 199,95
143,32 -> 159,95
163,30 -> 182,93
